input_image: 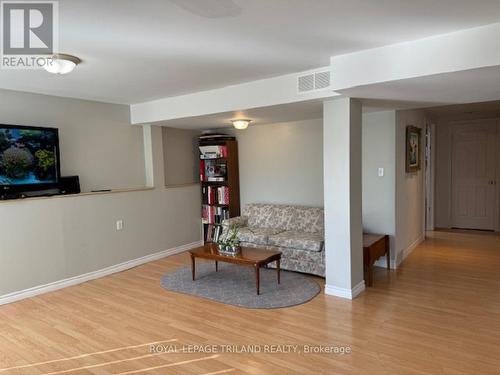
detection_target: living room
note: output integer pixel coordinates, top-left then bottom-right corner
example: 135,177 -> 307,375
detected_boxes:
1,1 -> 500,374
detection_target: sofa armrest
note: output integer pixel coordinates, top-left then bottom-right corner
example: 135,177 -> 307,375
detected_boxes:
222,216 -> 248,228
221,216 -> 248,239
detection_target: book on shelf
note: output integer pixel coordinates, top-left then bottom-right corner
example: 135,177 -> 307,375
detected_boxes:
198,133 -> 235,142
201,204 -> 229,225
203,224 -> 224,243
202,185 -> 230,205
199,160 -> 205,181
199,159 -> 227,182
199,138 -> 239,244
199,145 -> 228,159
204,224 -> 213,242
213,225 -> 222,243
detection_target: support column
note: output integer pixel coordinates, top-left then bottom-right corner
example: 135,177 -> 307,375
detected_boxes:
323,97 -> 365,299
142,124 -> 165,188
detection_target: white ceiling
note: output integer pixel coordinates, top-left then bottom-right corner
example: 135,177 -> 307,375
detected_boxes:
160,98 -> 450,130
338,66 -> 500,106
2,0 -> 500,104
159,100 -> 324,130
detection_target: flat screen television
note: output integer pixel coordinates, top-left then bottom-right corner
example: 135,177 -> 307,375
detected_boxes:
0,124 -> 60,193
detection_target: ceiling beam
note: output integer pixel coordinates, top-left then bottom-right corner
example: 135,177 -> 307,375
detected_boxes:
130,66 -> 338,124
331,22 -> 500,91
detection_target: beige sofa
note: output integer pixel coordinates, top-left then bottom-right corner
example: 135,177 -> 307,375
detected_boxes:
222,203 -> 325,277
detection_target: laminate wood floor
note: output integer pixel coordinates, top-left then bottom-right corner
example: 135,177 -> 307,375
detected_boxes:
0,230 -> 499,374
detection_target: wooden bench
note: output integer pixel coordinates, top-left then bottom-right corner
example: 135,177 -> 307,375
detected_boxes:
363,233 -> 390,287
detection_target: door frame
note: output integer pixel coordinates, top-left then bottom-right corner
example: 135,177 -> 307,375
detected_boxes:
425,122 -> 435,231
448,119 -> 499,231
497,120 -> 500,232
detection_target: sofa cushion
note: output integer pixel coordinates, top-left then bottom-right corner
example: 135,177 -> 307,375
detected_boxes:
243,203 -> 324,233
243,203 -> 294,230
286,206 -> 324,233
237,227 -> 284,246
268,231 -> 324,252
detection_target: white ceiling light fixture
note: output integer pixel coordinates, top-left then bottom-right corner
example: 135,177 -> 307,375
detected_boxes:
231,119 -> 251,130
44,54 -> 81,75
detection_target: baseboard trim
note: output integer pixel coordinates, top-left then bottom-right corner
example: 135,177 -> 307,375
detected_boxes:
374,258 -> 398,270
0,240 -> 203,306
397,235 -> 425,267
324,280 -> 366,300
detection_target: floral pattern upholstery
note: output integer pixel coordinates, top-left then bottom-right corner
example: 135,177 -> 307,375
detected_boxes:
267,231 -> 323,252
242,203 -> 324,233
286,206 -> 324,233
238,227 -> 284,246
222,203 -> 325,277
222,216 -> 248,228
241,242 -> 325,277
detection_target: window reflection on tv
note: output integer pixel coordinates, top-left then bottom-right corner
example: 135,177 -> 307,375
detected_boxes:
0,126 -> 59,186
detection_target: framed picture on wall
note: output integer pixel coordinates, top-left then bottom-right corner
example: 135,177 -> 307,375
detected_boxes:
406,126 -> 422,173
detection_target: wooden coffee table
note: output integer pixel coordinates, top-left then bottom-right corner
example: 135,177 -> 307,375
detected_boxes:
189,244 -> 281,295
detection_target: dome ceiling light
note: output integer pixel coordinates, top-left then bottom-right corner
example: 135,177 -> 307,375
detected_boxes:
231,119 -> 252,130
44,54 -> 81,75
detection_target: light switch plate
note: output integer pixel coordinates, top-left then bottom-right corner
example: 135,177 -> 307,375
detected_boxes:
378,168 -> 384,177
116,220 -> 124,231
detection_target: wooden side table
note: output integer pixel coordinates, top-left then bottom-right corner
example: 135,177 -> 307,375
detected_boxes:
363,233 -> 390,287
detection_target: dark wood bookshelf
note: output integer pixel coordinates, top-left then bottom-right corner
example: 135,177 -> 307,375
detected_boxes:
201,181 -> 228,186
199,138 -> 240,243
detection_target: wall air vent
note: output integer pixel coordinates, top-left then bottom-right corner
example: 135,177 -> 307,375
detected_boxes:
297,70 -> 331,93
314,71 -> 330,89
298,74 -> 314,92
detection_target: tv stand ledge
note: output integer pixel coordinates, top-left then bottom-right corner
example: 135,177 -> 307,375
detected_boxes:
0,187 -> 154,204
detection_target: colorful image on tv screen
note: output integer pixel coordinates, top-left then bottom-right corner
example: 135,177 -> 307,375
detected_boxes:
0,127 -> 58,186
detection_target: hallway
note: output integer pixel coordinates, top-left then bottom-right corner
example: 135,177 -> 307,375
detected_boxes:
366,230 -> 500,374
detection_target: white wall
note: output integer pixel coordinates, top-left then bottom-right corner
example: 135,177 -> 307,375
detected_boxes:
162,127 -> 200,186
0,92 -> 202,300
0,89 -> 145,192
227,112 -> 400,264
395,109 -> 426,264
362,109 -> 426,267
224,108 -> 424,269
226,119 -> 324,208
362,111 -> 396,262
0,186 -> 201,297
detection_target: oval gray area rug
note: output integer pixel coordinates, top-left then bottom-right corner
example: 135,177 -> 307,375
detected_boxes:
160,263 -> 320,309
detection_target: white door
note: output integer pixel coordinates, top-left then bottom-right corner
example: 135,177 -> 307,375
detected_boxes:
451,122 -> 497,230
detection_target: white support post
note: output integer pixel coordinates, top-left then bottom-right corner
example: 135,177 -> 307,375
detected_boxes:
323,97 -> 365,299
142,124 -> 165,188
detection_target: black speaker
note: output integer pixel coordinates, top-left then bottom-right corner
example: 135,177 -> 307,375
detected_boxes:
59,176 -> 81,195
0,192 -> 21,200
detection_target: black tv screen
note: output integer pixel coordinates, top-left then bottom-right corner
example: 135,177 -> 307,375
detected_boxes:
0,125 -> 60,192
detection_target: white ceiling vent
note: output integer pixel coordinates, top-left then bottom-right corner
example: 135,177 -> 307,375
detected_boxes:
297,70 -> 331,93
298,74 -> 315,92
